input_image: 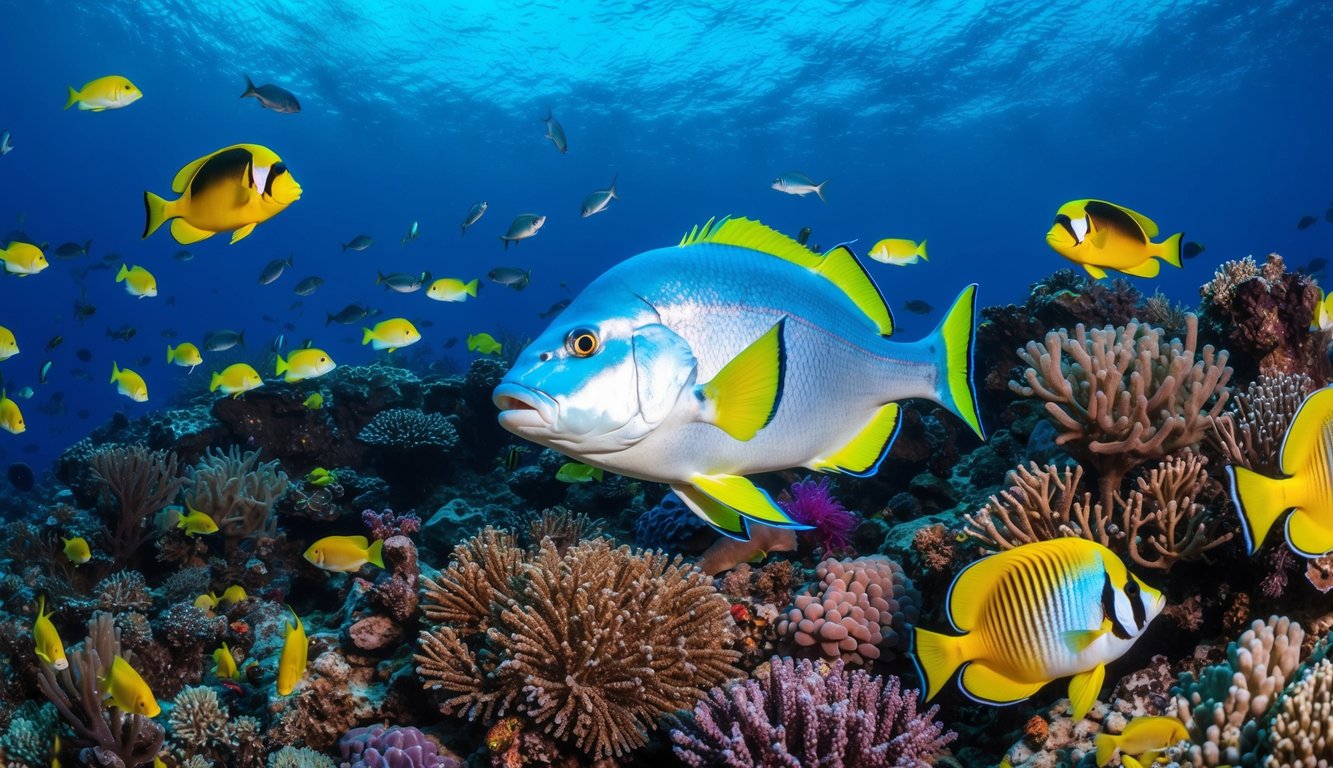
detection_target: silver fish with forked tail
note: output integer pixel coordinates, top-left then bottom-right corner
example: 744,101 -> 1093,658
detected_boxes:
493,217 -> 985,540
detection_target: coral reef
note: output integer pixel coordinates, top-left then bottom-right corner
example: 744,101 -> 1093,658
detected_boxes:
634,491 -> 711,552
1199,253 -> 1325,381
183,447 -> 289,539
671,656 -> 956,768
1211,372 -> 1318,473
90,445 -> 183,566
338,725 -> 459,768
776,555 -> 919,664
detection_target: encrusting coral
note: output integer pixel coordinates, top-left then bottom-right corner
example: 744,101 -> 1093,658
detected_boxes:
670,656 -> 956,768
776,555 -> 919,664
1009,314 -> 1232,507
415,528 -> 740,760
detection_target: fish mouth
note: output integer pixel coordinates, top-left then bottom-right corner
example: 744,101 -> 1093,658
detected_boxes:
493,383 -> 557,431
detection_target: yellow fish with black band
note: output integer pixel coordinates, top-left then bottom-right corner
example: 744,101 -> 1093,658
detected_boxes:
1045,199 -> 1183,280
912,538 -> 1164,720
143,144 -> 301,245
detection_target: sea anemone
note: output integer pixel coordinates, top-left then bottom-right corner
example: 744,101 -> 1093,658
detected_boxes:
778,476 -> 858,553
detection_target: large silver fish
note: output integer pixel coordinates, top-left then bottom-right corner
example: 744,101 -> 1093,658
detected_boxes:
493,217 -> 984,539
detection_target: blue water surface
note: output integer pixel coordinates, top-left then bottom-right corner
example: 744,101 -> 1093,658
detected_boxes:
0,0 -> 1330,472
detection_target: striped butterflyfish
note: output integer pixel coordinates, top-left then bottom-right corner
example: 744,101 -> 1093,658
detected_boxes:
912,538 -> 1164,719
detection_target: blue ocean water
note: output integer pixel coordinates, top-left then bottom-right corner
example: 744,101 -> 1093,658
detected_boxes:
0,0 -> 1330,473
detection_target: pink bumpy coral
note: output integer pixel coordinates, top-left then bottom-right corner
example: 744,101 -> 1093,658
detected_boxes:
776,555 -> 919,665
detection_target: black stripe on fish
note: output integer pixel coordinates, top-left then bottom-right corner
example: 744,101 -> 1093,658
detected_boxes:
1055,214 -> 1079,244
1125,576 -> 1146,631
1101,571 -> 1131,640
265,163 -> 287,197
190,147 -> 254,198
1083,200 -> 1149,244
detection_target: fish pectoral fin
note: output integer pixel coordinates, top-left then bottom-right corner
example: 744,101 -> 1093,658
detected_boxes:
808,403 -> 900,476
1285,509 -> 1333,558
1061,627 -> 1108,654
170,219 -> 217,245
689,473 -> 805,528
1067,664 -> 1106,720
673,484 -> 750,540
230,223 -> 258,244
1090,230 -> 1110,249
959,662 -> 1044,706
1118,259 -> 1161,278
1082,263 -> 1109,280
695,319 -> 785,441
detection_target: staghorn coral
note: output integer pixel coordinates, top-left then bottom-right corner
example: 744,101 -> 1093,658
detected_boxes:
357,409 -> 459,450
963,462 -> 1119,550
1211,372 -> 1317,473
1122,450 -> 1233,570
671,656 -> 956,768
416,534 -> 740,760
775,555 -> 919,665
90,445 -> 183,565
35,612 -> 165,767
778,476 -> 859,554
183,447 -> 289,539
1009,314 -> 1232,507
1201,255 -> 1260,307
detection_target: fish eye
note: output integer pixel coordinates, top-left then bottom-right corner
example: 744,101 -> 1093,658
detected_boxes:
272,163 -> 288,176
565,328 -> 600,357
1124,579 -> 1140,596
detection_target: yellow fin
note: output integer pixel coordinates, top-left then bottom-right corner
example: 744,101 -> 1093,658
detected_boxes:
809,403 -> 900,476
1157,232 -> 1183,268
1083,263 -> 1108,279
912,627 -> 967,702
1068,664 -> 1106,720
64,86 -> 79,110
172,152 -> 219,194
813,245 -> 894,335
230,222 -> 258,244
1285,510 -> 1333,558
673,484 -> 749,539
1118,259 -> 1161,278
1111,202 -> 1160,238
1278,386 -> 1333,475
1094,732 -> 1120,767
142,192 -> 171,239
959,662 -> 1045,705
944,550 -> 1015,632
171,218 -> 216,245
678,216 -> 820,269
932,284 -> 985,440
689,473 -> 802,527
366,538 -> 384,568
917,239 -> 928,261
1062,627 -> 1108,654
696,320 -> 785,441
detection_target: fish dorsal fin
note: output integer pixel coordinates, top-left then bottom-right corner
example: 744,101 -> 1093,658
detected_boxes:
1278,387 -> 1333,475
1083,200 -> 1149,244
944,550 -> 1014,632
1107,201 -> 1160,238
678,217 -> 893,335
172,152 -> 218,194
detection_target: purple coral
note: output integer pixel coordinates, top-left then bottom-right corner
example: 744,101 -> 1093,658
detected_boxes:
778,476 -> 858,553
671,656 -> 956,768
362,508 -> 422,540
338,725 -> 458,768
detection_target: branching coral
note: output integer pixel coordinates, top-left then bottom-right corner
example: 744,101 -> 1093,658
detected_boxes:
963,462 -> 1118,550
183,447 -> 289,538
1211,372 -> 1316,473
1264,657 -> 1333,767
1123,451 -> 1233,570
90,445 -> 183,565
776,556 -> 919,664
357,409 -> 459,450
35,612 -> 165,767
1009,314 -> 1232,506
416,532 -> 740,760
671,656 -> 956,768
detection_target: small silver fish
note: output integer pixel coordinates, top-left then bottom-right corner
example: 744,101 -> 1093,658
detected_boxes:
270,334 -> 286,353
293,276 -> 323,296
241,75 -> 301,113
52,240 -> 91,259
580,175 -> 619,218
488,267 -> 531,290
204,329 -> 245,352
500,214 -> 545,251
13,386 -> 33,400
544,111 -> 567,154
258,255 -> 294,285
340,235 -> 374,252
173,250 -> 193,262
771,171 -> 828,203
461,201 -> 488,237
376,271 -> 431,293
39,360 -> 52,384
401,221 -> 420,245
0,131 -> 12,156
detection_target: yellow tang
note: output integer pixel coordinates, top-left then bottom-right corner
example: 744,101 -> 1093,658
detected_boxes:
167,342 -> 203,372
912,538 -> 1164,720
177,505 -> 219,536
33,596 -> 68,670
0,390 -> 26,434
143,144 -> 302,246
1229,387 -> 1333,556
555,462 -> 603,483
303,535 -> 385,572
362,318 -> 420,352
1312,288 -> 1333,333
115,265 -> 157,298
213,643 -> 240,680
276,348 -> 336,382
1094,715 -> 1189,767
62,537 -> 92,565
276,607 -> 307,696
0,324 -> 18,360
110,362 -> 148,402
467,332 -> 502,355
867,238 -> 928,266
210,363 -> 262,397
426,278 -> 479,302
303,392 -> 324,410
65,75 -> 142,111
1045,199 -> 1182,280
0,241 -> 49,276
194,592 -> 219,611
220,585 -> 248,605
101,655 -> 161,717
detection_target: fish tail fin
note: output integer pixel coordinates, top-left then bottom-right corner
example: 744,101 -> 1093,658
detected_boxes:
500,236 -> 509,251
1159,231 -> 1184,268
361,328 -> 374,346
1094,733 -> 1119,767
465,279 -> 478,297
610,173 -> 618,199
116,264 -> 129,283
1228,464 -> 1290,554
166,345 -> 175,364
110,362 -> 120,384
339,242 -> 348,252
367,538 -> 384,569
83,239 -> 92,254
209,372 -> 222,392
64,86 -> 79,110
924,284 -> 985,440
241,74 -> 256,98
814,179 -> 829,203
375,271 -> 385,285
275,354 -> 288,376
911,627 -> 966,703
325,314 -> 334,327
143,192 -> 171,239
917,239 -> 928,261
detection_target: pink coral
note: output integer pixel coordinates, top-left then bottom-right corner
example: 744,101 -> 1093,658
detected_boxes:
776,555 -> 919,665
778,476 -> 858,553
